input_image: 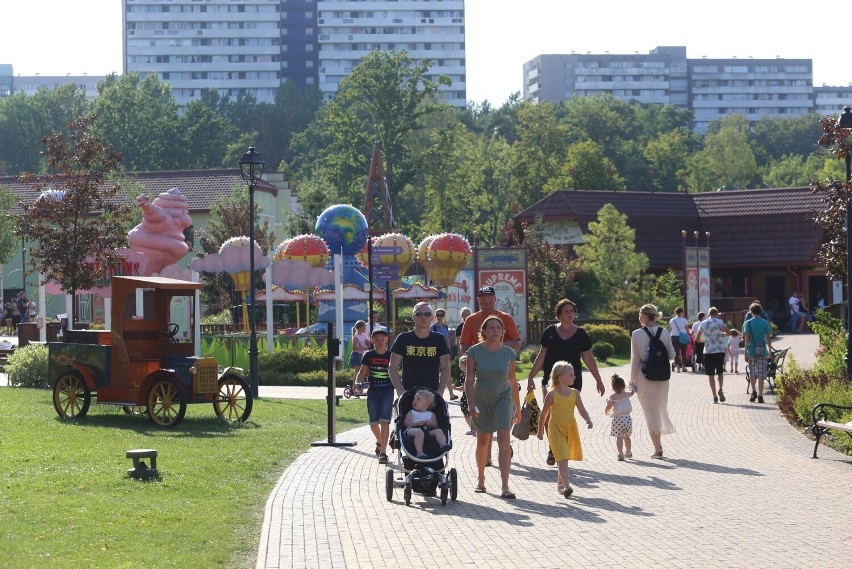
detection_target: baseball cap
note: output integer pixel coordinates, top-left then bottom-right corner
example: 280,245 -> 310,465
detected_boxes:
477,286 -> 496,296
370,326 -> 389,337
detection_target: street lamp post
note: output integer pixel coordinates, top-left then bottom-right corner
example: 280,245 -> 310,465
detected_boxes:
839,107 -> 852,378
239,147 -> 265,398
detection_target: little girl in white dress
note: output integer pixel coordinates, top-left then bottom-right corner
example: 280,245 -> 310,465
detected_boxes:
726,329 -> 741,373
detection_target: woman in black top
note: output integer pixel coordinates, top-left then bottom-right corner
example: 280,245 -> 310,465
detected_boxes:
526,299 -> 605,465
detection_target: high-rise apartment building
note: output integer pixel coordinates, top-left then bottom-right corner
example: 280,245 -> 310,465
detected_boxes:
523,47 -> 819,132
123,0 -> 466,108
124,0 -> 285,106
316,0 -> 466,106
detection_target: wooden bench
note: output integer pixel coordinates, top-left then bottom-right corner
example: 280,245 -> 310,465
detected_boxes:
811,403 -> 852,458
0,345 -> 15,373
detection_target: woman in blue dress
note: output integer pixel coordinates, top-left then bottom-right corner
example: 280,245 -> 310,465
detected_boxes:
465,315 -> 521,499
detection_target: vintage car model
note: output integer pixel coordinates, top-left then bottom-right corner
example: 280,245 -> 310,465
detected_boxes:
50,275 -> 253,427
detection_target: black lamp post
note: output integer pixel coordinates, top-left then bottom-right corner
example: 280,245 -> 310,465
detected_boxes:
239,146 -> 265,398
839,107 -> 852,378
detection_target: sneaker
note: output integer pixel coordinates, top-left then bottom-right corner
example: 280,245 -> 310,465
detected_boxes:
750,391 -> 758,403
378,453 -> 388,464
624,451 -> 633,459
757,395 -> 764,403
651,449 -> 664,459
713,396 -> 718,404
546,450 -> 556,466
718,390 -> 725,403
617,453 -> 625,461
465,429 -> 475,436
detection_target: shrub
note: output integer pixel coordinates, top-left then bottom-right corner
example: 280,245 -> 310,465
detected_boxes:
201,309 -> 233,325
518,345 -> 539,364
584,324 -> 631,355
591,341 -> 615,361
6,343 -> 50,388
259,345 -> 330,385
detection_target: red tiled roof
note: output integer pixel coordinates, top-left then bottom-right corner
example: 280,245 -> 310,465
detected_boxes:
0,169 -> 278,214
514,187 -> 824,270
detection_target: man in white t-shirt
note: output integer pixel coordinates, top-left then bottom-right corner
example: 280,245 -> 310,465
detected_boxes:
699,307 -> 730,404
788,292 -> 806,333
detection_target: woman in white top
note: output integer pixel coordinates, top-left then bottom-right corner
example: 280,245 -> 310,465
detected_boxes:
629,303 -> 676,459
668,307 -> 689,373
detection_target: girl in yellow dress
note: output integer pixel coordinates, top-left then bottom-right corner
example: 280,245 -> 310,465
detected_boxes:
537,361 -> 593,498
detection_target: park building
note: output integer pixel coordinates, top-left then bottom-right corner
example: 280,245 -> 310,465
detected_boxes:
122,0 -> 467,108
523,46 -> 834,133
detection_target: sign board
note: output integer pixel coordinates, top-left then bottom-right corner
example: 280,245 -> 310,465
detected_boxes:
475,248 -> 528,345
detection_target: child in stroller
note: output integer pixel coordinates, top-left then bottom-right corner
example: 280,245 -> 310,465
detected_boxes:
404,390 -> 451,458
385,387 -> 458,506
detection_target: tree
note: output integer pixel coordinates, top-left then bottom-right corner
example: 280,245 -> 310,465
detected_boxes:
516,221 -> 575,321
290,51 -> 450,212
648,269 -> 684,318
510,101 -> 569,207
545,140 -> 625,192
687,114 -> 758,191
16,115 -> 134,326
91,73 -> 185,171
195,187 -> 275,314
573,204 -> 648,314
0,186 -> 19,265
643,128 -> 694,191
181,99 -> 237,169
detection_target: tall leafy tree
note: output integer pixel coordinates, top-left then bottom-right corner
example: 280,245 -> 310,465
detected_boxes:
510,101 -> 569,208
91,73 -> 184,171
574,204 -> 648,314
291,50 -> 450,210
16,115 -> 134,326
181,99 -> 237,169
545,139 -> 625,192
643,128 -> 694,191
687,114 -> 758,191
0,186 -> 19,265
515,221 -> 575,321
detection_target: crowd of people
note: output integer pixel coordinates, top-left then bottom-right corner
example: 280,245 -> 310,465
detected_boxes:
351,289 -> 788,500
2,291 -> 34,335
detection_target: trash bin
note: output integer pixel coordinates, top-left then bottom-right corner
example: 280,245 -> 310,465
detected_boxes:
46,322 -> 62,343
17,322 -> 39,347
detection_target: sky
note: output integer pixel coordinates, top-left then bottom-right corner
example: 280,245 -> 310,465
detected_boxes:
1,0 -> 851,107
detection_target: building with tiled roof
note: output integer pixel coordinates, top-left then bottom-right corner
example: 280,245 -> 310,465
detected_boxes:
514,187 -> 828,325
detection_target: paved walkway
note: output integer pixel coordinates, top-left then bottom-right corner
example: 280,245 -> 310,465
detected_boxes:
256,333 -> 852,568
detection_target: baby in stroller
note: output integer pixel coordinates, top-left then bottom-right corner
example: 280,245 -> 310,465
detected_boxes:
404,389 -> 451,458
386,387 -> 457,505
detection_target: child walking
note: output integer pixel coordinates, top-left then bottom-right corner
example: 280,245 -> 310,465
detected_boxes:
349,320 -> 369,368
356,328 -> 394,463
726,329 -> 741,373
604,374 -> 635,461
537,361 -> 592,498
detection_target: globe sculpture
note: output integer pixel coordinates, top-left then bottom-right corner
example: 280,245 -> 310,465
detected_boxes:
315,204 -> 368,256
426,232 -> 472,286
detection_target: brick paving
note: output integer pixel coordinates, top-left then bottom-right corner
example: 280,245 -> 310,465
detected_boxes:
256,333 -> 852,568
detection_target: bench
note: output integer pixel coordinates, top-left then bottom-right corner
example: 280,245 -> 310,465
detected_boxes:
0,345 -> 15,373
811,403 -> 852,458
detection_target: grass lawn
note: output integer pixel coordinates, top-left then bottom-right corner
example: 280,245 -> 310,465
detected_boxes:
1,388 -> 366,568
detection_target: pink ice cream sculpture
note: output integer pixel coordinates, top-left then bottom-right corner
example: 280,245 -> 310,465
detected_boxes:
128,188 -> 192,276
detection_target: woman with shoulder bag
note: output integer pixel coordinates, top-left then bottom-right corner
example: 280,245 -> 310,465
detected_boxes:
668,307 -> 689,372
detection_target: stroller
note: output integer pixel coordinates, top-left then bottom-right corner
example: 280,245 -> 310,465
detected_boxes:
385,387 -> 458,506
671,331 -> 698,373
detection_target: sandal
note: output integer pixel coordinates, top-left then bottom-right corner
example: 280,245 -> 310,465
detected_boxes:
500,490 -> 516,499
474,485 -> 486,493
546,450 -> 555,466
375,442 -> 381,456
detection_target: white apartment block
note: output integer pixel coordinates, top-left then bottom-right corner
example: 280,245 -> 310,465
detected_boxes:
316,0 -> 466,107
814,85 -> 852,117
524,47 -> 822,133
123,0 -> 283,106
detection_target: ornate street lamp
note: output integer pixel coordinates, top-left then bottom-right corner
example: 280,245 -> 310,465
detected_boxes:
239,146 -> 265,398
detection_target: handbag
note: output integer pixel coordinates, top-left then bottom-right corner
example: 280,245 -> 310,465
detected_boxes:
679,331 -> 689,345
512,402 -> 532,440
512,390 -> 540,440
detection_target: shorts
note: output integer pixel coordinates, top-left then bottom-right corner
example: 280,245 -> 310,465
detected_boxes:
367,387 -> 394,424
610,415 -> 633,437
750,354 -> 769,379
704,352 -> 725,375
349,351 -> 364,367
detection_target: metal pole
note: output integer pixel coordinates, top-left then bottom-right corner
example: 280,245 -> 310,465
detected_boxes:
249,174 -> 259,398
846,153 -> 852,379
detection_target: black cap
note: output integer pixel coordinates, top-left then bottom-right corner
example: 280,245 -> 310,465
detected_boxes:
477,286 -> 496,296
